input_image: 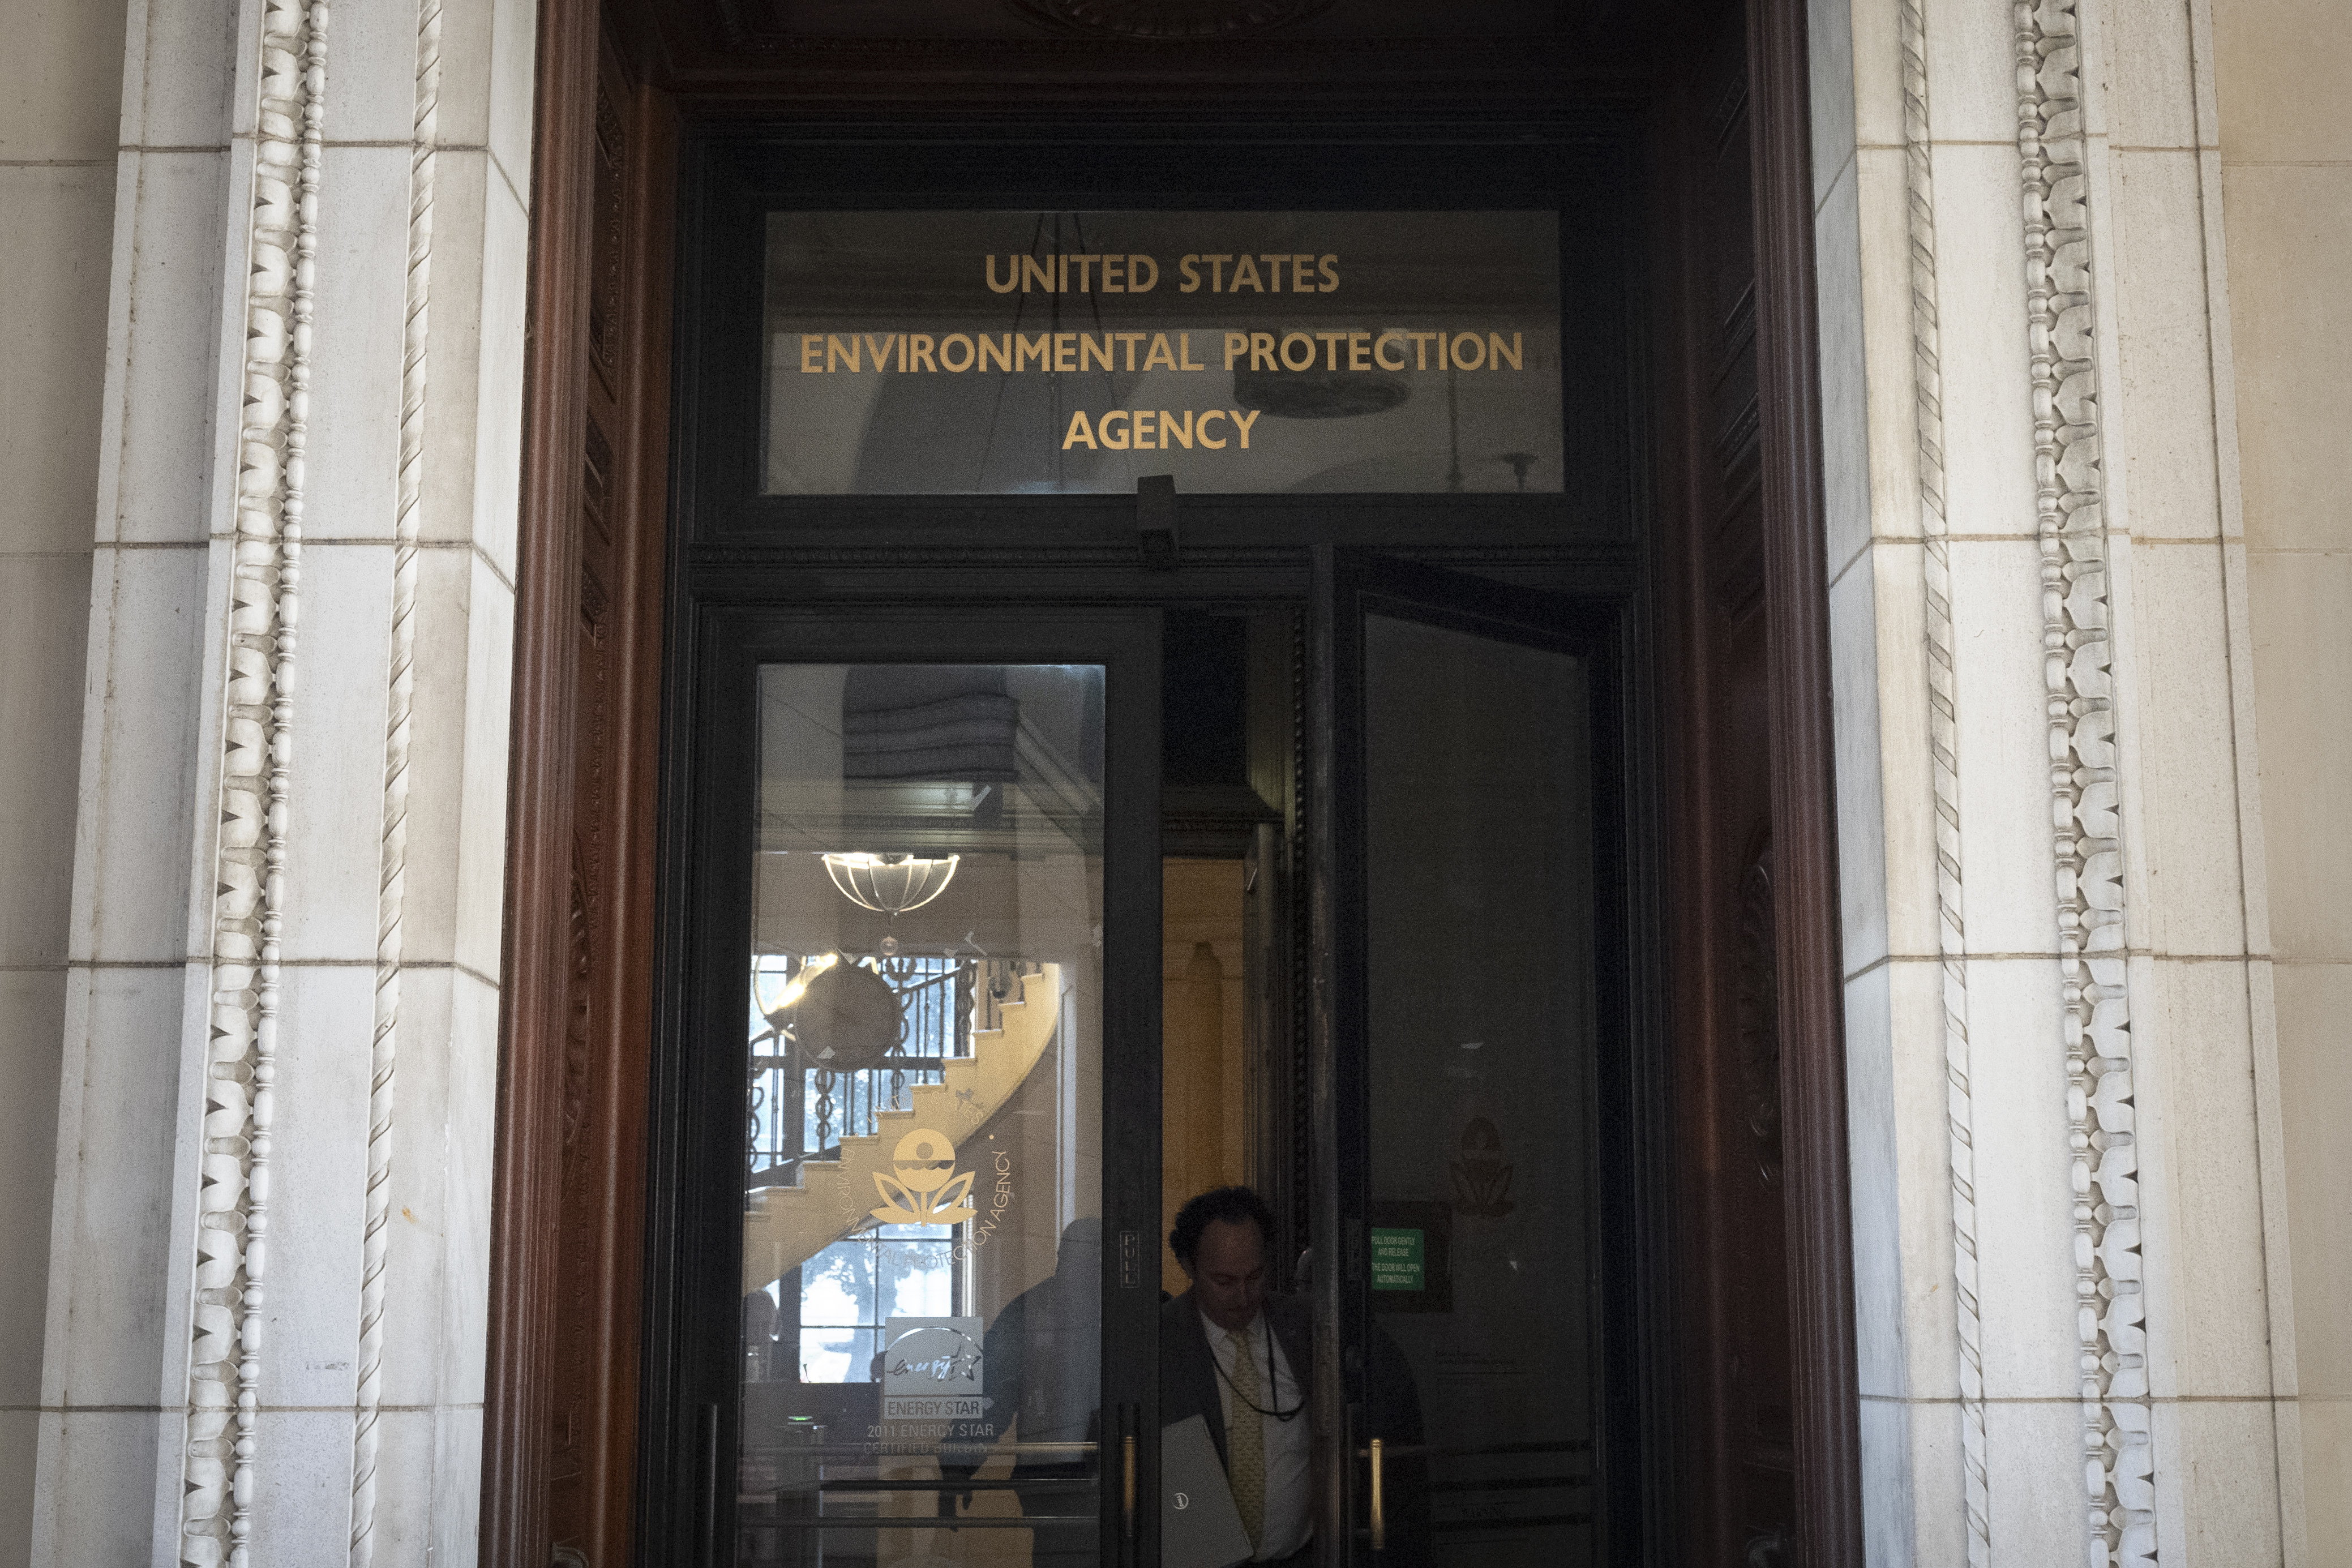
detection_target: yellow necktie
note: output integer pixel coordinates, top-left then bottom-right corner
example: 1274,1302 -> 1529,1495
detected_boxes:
1226,1327 -> 1266,1549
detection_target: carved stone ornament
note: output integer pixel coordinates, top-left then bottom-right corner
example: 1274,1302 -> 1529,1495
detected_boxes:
2012,2 -> 2157,1562
1002,0 -> 1336,40
349,5 -> 442,1558
179,2 -> 329,1563
1898,0 -> 1990,1560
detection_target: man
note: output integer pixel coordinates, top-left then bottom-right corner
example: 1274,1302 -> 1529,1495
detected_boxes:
1162,1186 -> 1316,1566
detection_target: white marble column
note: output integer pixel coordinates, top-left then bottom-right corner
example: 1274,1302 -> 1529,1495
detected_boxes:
29,2 -> 535,1563
1811,0 -> 2301,1562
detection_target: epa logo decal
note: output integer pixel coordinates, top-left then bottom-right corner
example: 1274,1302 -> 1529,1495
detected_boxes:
871,1128 -> 978,1225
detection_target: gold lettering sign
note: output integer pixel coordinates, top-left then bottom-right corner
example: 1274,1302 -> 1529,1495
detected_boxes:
763,211 -> 1563,495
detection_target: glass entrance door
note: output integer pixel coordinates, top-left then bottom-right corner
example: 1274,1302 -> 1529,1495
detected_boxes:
656,573 -> 1644,1566
653,130 -> 1657,1568
742,661 -> 1112,1568
1308,548 -> 1630,1566
657,608 -> 1163,1567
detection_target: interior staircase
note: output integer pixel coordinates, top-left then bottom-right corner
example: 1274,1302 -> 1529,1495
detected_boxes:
743,962 -> 1063,1294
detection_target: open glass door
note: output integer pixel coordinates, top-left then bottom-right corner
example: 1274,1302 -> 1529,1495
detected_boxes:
1308,547 -> 1626,1567
659,607 -> 1163,1567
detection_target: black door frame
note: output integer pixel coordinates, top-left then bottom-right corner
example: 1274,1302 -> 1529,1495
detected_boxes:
1308,547 -> 1660,1565
640,118 -> 1672,1567
640,602 -> 1166,1562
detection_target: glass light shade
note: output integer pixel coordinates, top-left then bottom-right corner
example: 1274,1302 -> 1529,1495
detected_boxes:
820,851 -> 961,916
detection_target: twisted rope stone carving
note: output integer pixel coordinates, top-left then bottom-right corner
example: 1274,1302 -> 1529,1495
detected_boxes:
181,2 -> 328,1563
349,3 -> 437,1562
1900,2 -> 1989,1560
2013,3 -> 2156,1562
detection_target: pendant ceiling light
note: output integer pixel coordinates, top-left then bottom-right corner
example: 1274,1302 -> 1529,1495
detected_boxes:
1231,366 -> 1410,420
821,852 -> 962,916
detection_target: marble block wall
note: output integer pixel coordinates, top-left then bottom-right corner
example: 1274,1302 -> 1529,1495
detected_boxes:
1812,0 -> 2312,1561
0,2 -> 130,1561
2210,0 -> 2352,1550
20,1 -> 537,1563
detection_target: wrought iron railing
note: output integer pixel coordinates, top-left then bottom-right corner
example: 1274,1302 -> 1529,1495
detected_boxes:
746,953 -> 1038,1188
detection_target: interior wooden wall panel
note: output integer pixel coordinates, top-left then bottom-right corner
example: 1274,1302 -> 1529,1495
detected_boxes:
1159,860 -> 1249,1295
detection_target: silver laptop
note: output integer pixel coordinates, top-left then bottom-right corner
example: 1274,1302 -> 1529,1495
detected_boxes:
1160,1413 -> 1255,1568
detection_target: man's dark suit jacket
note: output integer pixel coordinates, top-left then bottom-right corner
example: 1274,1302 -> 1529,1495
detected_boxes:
1160,1286 -> 1430,1566
1160,1288 -> 1315,1472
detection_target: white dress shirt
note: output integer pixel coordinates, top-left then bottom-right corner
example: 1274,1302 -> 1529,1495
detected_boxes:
1202,1305 -> 1312,1562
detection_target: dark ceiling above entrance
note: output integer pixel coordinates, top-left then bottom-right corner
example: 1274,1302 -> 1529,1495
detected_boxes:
712,0 -> 1562,41
610,0 -> 1646,98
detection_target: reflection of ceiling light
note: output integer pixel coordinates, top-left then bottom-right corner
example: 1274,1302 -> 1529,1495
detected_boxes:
822,852 -> 961,916
1232,367 -> 1410,419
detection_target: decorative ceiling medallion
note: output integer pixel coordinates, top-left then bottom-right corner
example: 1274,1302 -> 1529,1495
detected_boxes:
1004,0 -> 1336,41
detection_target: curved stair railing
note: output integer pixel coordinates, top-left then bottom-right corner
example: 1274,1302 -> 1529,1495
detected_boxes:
743,962 -> 1063,1293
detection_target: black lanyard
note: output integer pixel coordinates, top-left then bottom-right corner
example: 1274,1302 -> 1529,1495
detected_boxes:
1213,1314 -> 1306,1421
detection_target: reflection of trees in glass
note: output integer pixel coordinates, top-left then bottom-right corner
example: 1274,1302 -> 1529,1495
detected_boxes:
796,1224 -> 958,1383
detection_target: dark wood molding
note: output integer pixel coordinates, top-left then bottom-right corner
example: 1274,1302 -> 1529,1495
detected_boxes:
1302,544 -> 1355,1563
543,42 -> 680,1567
482,0 -> 599,1561
1745,0 -> 1867,1556
487,3 -> 682,1561
1648,24 -> 1738,1562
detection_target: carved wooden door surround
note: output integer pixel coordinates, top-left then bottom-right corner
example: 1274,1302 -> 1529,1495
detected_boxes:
487,2 -> 1861,1562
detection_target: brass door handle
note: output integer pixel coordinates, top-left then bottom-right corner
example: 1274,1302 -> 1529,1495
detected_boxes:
1369,1437 -> 1386,1553
1123,1430 -> 1137,1542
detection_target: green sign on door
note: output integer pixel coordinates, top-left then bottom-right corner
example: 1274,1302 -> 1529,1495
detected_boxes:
1369,1228 -> 1425,1292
